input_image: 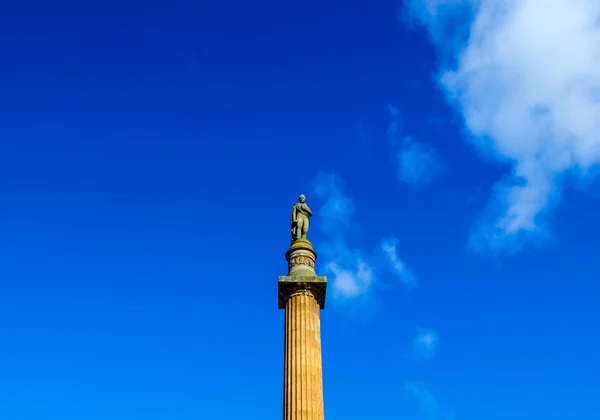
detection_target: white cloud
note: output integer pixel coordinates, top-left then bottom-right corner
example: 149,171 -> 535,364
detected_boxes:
406,0 -> 600,253
405,382 -> 441,420
381,237 -> 418,287
388,104 -> 442,187
312,172 -> 416,301
312,172 -> 375,300
404,0 -> 477,54
325,260 -> 374,300
413,327 -> 439,359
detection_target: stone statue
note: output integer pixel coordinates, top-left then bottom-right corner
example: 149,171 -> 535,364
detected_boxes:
291,194 -> 312,242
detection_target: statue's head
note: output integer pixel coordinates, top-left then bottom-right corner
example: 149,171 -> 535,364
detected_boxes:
299,194 -> 306,203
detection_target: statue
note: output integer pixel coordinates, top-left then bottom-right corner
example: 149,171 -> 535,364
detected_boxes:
291,194 -> 312,242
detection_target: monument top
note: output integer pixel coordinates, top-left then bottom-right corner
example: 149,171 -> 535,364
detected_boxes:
280,194 -> 327,309
290,194 -> 312,243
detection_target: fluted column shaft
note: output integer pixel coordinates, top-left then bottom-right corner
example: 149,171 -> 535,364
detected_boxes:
283,288 -> 324,420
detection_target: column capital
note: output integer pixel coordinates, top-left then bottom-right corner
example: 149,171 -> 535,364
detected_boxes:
278,275 -> 327,309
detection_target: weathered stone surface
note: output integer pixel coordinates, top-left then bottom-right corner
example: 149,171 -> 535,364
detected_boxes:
285,239 -> 317,276
291,194 -> 313,242
282,288 -> 324,420
279,239 -> 327,420
278,276 -> 327,310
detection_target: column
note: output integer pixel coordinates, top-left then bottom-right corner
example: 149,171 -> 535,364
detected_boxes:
279,239 -> 327,420
283,289 -> 324,420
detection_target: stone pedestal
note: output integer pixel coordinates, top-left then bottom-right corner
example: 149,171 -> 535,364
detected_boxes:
279,239 -> 327,420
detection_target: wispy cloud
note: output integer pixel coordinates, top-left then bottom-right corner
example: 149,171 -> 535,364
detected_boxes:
406,0 -> 600,253
381,237 -> 418,288
399,137 -> 443,186
313,172 -> 355,234
312,172 -> 375,301
324,260 -> 373,300
412,327 -> 439,359
312,172 -> 416,302
405,382 -> 441,420
387,104 -> 442,187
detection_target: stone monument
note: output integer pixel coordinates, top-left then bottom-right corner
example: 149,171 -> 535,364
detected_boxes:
279,194 -> 327,420
291,194 -> 312,242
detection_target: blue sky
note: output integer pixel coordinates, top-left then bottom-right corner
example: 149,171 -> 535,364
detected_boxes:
1,1 -> 600,419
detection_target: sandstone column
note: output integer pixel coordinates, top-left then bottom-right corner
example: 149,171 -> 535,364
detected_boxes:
279,239 -> 327,420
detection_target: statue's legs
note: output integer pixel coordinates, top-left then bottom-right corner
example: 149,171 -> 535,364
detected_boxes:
296,218 -> 305,240
302,218 -> 309,238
